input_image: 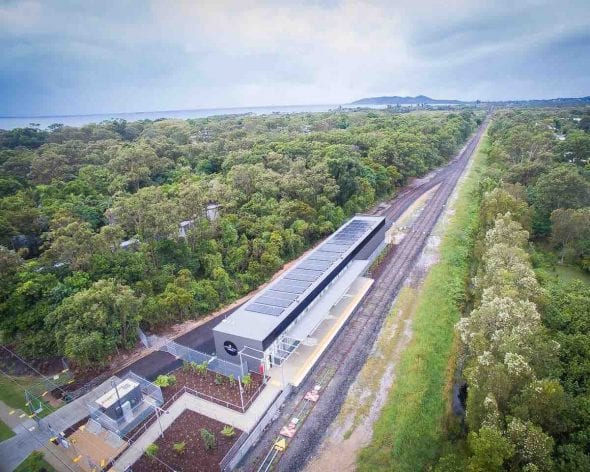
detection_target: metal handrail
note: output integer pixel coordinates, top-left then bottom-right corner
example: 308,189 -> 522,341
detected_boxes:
219,431 -> 249,470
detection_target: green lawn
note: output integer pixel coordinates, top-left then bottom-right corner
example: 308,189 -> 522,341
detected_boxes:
14,451 -> 56,472
0,374 -> 58,418
357,135 -> 487,471
0,419 -> 14,442
554,264 -> 590,285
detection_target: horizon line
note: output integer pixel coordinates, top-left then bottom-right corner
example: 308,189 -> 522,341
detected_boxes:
0,102 -> 342,120
1,94 -> 588,121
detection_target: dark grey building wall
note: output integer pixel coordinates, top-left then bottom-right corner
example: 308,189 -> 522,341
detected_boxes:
213,331 -> 264,371
102,386 -> 142,420
354,225 -> 386,260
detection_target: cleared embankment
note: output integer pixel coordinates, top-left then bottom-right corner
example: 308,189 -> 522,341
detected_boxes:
357,135 -> 488,471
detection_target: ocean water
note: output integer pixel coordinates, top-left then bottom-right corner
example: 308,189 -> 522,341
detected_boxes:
0,103 -> 369,130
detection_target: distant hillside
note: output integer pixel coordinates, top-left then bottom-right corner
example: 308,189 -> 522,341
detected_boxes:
350,94 -> 590,107
351,95 -> 464,105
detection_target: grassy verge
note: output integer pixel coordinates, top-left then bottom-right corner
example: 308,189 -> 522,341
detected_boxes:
0,419 -> 14,442
357,136 -> 488,471
14,451 -> 56,472
0,374 -> 58,418
338,286 -> 417,439
553,265 -> 590,285
0,374 -> 35,411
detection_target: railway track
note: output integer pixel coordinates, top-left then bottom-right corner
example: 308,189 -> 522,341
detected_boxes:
380,130 -> 483,224
241,121 -> 488,471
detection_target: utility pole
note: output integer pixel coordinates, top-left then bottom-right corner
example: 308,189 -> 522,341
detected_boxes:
145,398 -> 168,438
111,379 -> 124,419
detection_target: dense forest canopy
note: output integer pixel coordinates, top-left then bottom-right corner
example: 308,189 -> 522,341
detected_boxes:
0,110 -> 480,367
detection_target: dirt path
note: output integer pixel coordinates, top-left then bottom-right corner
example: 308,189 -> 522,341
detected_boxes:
303,287 -> 416,471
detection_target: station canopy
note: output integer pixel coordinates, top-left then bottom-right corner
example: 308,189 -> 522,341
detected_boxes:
244,219 -> 373,317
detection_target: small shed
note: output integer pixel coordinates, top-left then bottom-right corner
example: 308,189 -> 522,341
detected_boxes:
95,379 -> 142,421
178,219 -> 195,238
120,238 -> 139,251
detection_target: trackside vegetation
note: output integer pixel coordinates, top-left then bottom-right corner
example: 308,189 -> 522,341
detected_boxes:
356,130 -> 488,470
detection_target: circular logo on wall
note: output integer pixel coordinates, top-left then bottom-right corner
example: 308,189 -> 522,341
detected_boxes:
224,340 -> 238,356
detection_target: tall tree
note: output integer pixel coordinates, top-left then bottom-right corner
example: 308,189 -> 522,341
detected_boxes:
550,208 -> 590,263
47,279 -> 142,367
109,142 -> 172,191
530,165 -> 590,235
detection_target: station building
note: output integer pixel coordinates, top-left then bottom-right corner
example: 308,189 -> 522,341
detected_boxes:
212,215 -> 386,372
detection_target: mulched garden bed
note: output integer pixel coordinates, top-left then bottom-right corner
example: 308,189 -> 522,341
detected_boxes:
130,410 -> 242,472
161,368 -> 265,412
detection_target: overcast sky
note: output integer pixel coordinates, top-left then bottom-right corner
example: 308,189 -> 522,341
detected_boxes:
1,0 -> 589,116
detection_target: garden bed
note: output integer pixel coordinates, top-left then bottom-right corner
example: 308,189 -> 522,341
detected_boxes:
130,410 -> 242,472
160,368 -> 265,411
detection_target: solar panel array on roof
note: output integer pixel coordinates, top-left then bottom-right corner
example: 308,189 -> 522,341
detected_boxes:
267,290 -> 298,301
248,303 -> 284,316
244,219 -> 372,317
307,251 -> 340,262
270,279 -> 310,295
257,296 -> 292,308
298,259 -> 331,271
285,269 -> 323,282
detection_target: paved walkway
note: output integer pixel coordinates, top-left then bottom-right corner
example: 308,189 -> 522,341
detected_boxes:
0,400 -> 29,431
0,377 -> 116,472
112,384 -> 281,471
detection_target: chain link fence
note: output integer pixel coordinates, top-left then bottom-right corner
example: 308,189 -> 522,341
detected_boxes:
160,340 -> 212,365
157,339 -> 247,379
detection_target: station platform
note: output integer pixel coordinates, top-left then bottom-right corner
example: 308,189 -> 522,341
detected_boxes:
287,259 -> 369,341
268,274 -> 374,388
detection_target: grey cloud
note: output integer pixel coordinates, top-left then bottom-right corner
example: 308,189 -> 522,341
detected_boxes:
0,0 -> 588,115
